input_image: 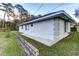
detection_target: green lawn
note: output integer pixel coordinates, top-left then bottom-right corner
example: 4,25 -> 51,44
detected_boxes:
0,31 -> 26,56
21,32 -> 79,56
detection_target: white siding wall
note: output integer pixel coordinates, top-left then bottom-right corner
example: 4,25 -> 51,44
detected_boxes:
53,18 -> 60,42
19,18 -> 71,46
59,19 -> 70,40
68,22 -> 71,32
52,18 -> 70,44
77,26 -> 79,32
19,19 -> 54,40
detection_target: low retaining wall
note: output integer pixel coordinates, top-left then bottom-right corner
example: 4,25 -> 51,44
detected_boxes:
13,32 -> 39,56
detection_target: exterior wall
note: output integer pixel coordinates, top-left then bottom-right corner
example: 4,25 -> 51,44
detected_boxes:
53,18 -> 60,43
70,23 -> 75,27
19,18 -> 71,46
58,19 -> 70,40
19,19 -> 54,40
76,26 -> 79,32
52,18 -> 70,44
68,22 -> 71,32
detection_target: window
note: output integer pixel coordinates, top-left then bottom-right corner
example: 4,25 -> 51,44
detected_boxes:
25,24 -> 27,30
31,23 -> 33,27
64,21 -> 66,32
66,22 -> 68,32
21,25 -> 23,29
27,24 -> 29,30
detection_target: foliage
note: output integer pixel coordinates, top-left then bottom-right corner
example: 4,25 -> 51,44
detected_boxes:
0,3 -> 38,31
0,3 -> 14,28
29,15 -> 37,20
4,32 -> 26,56
20,32 -> 79,56
5,30 -> 10,38
74,9 -> 79,18
71,26 -> 77,32
0,19 -> 20,31
11,19 -> 20,30
0,32 -> 26,55
15,4 -> 29,23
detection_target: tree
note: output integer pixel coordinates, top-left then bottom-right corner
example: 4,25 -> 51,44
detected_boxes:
0,3 -> 14,28
5,19 -> 20,31
0,19 -> 3,28
15,4 -> 29,23
29,15 -> 37,20
74,9 -> 79,18
37,14 -> 42,17
12,19 -> 20,30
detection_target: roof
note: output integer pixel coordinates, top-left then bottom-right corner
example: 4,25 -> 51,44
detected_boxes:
20,10 -> 75,25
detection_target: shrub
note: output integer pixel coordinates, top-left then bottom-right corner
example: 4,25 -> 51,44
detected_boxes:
5,30 -> 11,38
71,26 -> 77,32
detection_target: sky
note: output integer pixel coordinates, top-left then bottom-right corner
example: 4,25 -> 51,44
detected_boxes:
0,3 -> 79,22
13,3 -> 79,22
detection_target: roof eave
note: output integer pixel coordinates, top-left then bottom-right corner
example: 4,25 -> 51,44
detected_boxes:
20,10 -> 75,26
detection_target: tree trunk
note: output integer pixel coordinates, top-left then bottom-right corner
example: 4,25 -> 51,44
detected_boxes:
3,11 -> 6,28
20,14 -> 22,23
7,14 -> 10,30
20,11 -> 23,23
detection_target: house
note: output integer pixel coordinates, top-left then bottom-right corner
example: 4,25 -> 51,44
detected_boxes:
19,10 -> 74,46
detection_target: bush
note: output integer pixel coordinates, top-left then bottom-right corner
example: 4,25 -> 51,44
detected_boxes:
5,30 -> 11,38
71,26 -> 77,32
0,28 -> 7,32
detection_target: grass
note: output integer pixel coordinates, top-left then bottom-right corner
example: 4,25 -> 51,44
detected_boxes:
0,32 -> 9,55
20,32 -> 79,56
0,31 -> 26,56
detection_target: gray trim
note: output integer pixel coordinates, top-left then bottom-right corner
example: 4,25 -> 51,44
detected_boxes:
53,19 -> 60,41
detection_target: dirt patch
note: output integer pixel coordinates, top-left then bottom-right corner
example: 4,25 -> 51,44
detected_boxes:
0,37 -> 10,55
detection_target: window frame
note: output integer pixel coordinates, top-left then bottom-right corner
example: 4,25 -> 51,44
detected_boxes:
25,24 -> 27,30
64,21 -> 67,32
31,23 -> 33,27
21,25 -> 23,29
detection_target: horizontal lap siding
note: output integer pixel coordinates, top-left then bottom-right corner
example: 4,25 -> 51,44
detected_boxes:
53,18 -> 70,43
68,22 -> 70,32
59,19 -> 70,39
53,19 -> 59,42
19,19 -> 54,40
